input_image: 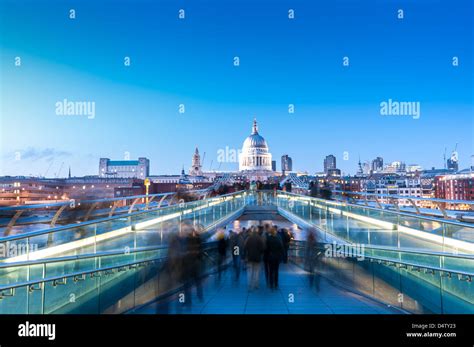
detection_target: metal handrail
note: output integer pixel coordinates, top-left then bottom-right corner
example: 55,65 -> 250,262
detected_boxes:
0,202 -> 242,270
0,258 -> 164,292
331,190 -> 474,205
0,190 -> 246,243
0,189 -> 210,212
0,189 -> 213,233
0,204 -> 162,242
0,210 -> 241,303
277,191 -> 474,228
0,241 -> 223,270
290,240 -> 474,260
0,241 -> 221,292
0,200 -> 74,212
79,191 -> 176,205
289,243 -> 474,277
0,245 -> 168,269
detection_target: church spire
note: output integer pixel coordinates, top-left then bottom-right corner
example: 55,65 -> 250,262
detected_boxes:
252,118 -> 259,134
189,148 -> 202,176
357,155 -> 364,176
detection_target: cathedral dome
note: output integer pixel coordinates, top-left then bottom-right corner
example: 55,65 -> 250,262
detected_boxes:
242,133 -> 268,151
239,119 -> 272,172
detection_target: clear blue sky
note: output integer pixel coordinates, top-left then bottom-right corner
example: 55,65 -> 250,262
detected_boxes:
0,0 -> 472,176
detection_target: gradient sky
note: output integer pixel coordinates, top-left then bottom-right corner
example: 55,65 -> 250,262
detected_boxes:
0,0 -> 472,177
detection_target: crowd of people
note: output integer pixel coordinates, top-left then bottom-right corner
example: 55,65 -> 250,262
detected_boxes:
225,224 -> 293,290
158,222 -> 295,302
156,222 -> 326,312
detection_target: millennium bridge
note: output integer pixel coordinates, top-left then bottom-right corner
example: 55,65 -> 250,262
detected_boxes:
0,190 -> 473,314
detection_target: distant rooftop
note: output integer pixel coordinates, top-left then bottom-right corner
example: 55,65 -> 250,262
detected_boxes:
108,160 -> 140,166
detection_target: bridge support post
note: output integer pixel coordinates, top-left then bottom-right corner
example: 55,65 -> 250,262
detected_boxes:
435,202 -> 448,219
390,198 -> 400,213
108,200 -> 121,218
128,198 -> 141,214
50,204 -> 69,228
84,202 -> 100,222
146,195 -> 157,210
374,197 -> 382,209
168,193 -> 178,207
408,199 -> 420,215
157,194 -> 168,208
5,210 -> 24,236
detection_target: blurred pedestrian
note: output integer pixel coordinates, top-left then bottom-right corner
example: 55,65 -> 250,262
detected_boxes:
155,227 -> 183,313
305,228 -> 321,291
244,226 -> 265,290
216,231 -> 227,281
278,228 -> 292,263
229,230 -> 243,281
182,225 -> 204,305
266,226 -> 284,290
241,227 -> 249,271
263,225 -> 270,285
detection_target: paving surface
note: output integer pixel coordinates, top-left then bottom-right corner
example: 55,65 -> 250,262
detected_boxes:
134,263 -> 403,314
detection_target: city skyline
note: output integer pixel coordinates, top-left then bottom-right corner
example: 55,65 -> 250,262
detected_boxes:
1,0 -> 472,177
0,141 -> 470,178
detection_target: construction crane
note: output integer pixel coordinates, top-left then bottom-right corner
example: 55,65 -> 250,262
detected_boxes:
44,160 -> 54,178
55,162 -> 64,178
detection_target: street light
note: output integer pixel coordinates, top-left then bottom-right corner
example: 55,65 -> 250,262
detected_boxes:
144,178 -> 151,209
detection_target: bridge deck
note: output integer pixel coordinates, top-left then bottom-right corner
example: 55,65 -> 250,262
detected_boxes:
134,263 -> 402,314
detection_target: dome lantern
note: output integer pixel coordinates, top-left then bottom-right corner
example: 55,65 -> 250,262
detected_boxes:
252,118 -> 259,134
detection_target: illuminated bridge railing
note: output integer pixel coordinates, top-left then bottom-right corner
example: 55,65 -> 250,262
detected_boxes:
331,190 -> 474,219
0,189 -> 211,235
274,191 -> 474,256
0,191 -> 247,263
290,241 -> 474,314
0,242 -> 225,314
0,190 -> 473,314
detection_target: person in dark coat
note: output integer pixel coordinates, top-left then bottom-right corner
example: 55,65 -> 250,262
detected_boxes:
241,227 -> 249,271
182,226 -> 204,305
278,228 -> 292,263
263,225 -> 271,285
304,228 -> 321,291
155,228 -> 184,313
244,227 -> 265,290
216,231 -> 227,281
229,230 -> 243,281
266,226 -> 285,289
